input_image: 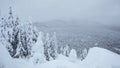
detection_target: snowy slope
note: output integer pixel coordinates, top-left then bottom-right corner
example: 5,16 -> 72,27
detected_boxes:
0,43 -> 13,68
34,47 -> 120,68
81,47 -> 120,68
0,43 -> 22,68
0,43 -> 120,68
34,54 -> 79,68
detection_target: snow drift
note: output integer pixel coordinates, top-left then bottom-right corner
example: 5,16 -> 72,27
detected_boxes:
0,43 -> 16,68
82,47 -> 120,68
0,43 -> 33,68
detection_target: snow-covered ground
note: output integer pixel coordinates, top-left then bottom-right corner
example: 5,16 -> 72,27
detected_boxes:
81,47 -> 120,68
1,42 -> 120,68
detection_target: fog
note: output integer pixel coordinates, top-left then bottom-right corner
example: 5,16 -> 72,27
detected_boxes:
1,0 -> 120,66
0,0 -> 120,25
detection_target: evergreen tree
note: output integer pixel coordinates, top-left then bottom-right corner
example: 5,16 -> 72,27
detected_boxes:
43,32 -> 58,61
31,32 -> 45,64
0,7 -> 38,58
49,32 -> 58,60
62,44 -> 70,57
44,33 -> 51,61
81,48 -> 88,60
0,7 -> 20,57
17,23 -> 38,58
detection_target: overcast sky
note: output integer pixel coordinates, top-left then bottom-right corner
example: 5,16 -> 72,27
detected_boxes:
0,0 -> 120,25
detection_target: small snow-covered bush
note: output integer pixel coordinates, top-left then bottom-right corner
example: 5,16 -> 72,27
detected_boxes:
69,49 -> 77,62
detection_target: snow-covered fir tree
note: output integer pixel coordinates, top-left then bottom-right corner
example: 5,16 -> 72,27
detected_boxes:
0,7 -> 38,58
44,33 -> 51,61
61,44 -> 70,57
0,7 -> 20,57
43,32 -> 58,61
49,32 -> 58,60
31,32 -> 45,64
15,21 -> 38,58
81,48 -> 88,60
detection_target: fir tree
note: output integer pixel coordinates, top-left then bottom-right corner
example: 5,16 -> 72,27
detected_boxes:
0,7 -> 38,58
62,44 -> 70,57
44,33 -> 51,61
43,32 -> 58,61
49,32 -> 58,60
81,48 -> 88,60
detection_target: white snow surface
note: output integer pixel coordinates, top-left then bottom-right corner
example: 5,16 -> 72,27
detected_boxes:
0,43 -> 13,68
0,42 -> 120,68
0,43 -> 34,68
81,47 -> 120,68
